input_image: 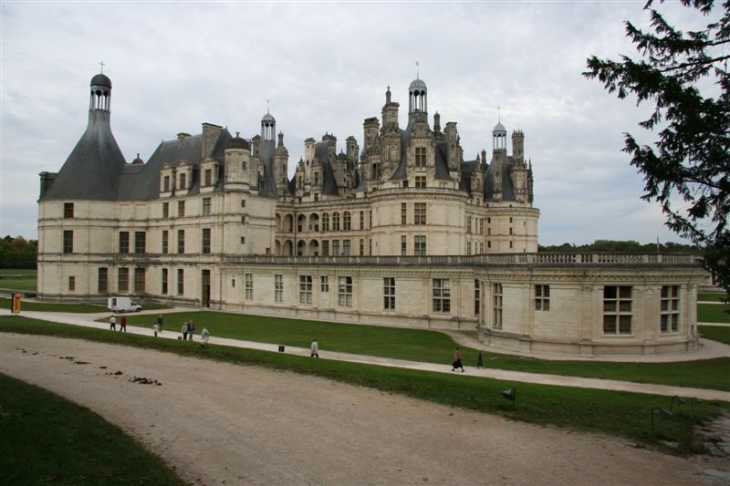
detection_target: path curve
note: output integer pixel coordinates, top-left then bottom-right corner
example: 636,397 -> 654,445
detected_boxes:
1,333 -> 729,485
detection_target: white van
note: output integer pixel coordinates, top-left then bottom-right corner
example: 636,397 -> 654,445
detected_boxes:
108,297 -> 142,313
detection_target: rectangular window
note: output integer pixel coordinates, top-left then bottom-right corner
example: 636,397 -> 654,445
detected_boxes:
177,269 -> 184,295
401,203 -> 407,225
384,277 -> 396,310
414,202 -> 427,225
479,219 -> 485,235
322,240 -> 329,257
359,239 -> 364,256
343,212 -> 351,231
401,235 -> 407,256
432,278 -> 451,312
274,274 -> 283,302
414,235 -> 426,256
322,214 -> 330,231
118,268 -> 129,292
415,176 -> 426,188
493,283 -> 503,330
603,286 -> 632,334
204,169 -> 212,186
299,275 -> 313,304
134,267 -> 145,293
415,147 -> 426,167
162,230 -> 169,254
64,202 -> 74,218
360,211 -> 365,230
163,175 -> 170,193
333,240 -> 340,256
321,275 -> 329,292
338,276 -> 353,307
535,285 -> 550,311
246,273 -> 254,300
467,241 -> 472,255
660,285 -> 680,333
202,228 -> 211,254
162,268 -> 168,295
241,199 -> 246,208
203,197 -> 211,216
134,231 -> 146,254
474,280 -> 480,315
98,267 -> 108,293
163,202 -> 169,218
63,230 -> 73,254
343,240 -> 351,256
68,276 -> 75,291
178,200 -> 186,217
119,231 -> 129,254
177,229 -> 185,254
179,173 -> 187,190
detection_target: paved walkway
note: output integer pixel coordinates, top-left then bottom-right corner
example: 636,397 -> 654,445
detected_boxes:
2,308 -> 729,402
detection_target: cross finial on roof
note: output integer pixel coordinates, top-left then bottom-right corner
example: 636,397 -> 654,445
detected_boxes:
266,99 -> 270,114
99,60 -> 105,73
497,106 -> 501,123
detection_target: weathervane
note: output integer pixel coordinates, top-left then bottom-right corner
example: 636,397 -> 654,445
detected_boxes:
99,60 -> 105,74
416,60 -> 419,79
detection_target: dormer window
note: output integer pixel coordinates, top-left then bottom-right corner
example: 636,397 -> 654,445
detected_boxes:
204,169 -> 212,186
179,173 -> 187,190
163,175 -> 170,192
415,147 -> 426,167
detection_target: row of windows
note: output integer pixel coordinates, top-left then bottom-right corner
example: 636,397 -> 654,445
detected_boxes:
88,266 -> 684,336
400,203 -> 427,225
161,168 -> 217,194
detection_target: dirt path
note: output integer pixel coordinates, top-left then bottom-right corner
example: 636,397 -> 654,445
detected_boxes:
1,333 -> 727,485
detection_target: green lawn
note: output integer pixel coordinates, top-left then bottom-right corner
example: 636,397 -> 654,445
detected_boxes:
698,292 -> 728,302
698,303 -> 730,323
699,325 -> 730,345
115,310 -> 730,392
0,298 -> 169,314
1,316 -> 726,456
0,269 -> 36,276
0,373 -> 185,486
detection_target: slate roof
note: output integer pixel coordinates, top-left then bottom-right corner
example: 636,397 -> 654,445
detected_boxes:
40,111 -> 127,201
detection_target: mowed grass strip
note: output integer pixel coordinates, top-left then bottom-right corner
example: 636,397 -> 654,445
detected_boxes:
698,303 -> 730,323
0,297 -> 169,314
0,373 -> 186,486
0,318 -> 727,454
111,310 -> 730,392
699,325 -> 730,345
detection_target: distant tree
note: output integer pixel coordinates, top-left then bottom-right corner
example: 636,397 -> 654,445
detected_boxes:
585,0 -> 730,295
0,236 -> 37,269
539,239 -> 697,253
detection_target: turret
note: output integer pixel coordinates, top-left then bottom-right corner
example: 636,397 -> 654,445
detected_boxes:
224,132 -> 251,190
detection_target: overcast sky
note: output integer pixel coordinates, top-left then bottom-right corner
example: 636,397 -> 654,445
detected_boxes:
0,1 -> 710,246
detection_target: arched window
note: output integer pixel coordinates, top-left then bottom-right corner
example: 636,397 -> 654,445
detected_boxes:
322,213 -> 330,232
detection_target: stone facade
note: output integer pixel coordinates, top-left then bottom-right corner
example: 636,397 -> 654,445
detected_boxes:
36,73 -> 706,356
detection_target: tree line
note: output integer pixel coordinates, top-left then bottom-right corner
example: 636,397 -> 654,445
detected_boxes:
0,236 -> 38,269
538,240 -> 698,253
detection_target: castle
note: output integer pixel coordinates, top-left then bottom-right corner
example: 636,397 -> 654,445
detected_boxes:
37,72 -> 705,356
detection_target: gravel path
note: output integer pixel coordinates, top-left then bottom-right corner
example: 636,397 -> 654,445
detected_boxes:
1,333 -> 728,485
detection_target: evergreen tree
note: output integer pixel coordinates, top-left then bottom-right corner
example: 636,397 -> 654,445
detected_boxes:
585,0 -> 730,294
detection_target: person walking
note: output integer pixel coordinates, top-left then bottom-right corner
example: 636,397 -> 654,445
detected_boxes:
119,315 -> 127,332
187,320 -> 195,341
310,339 -> 319,358
109,315 -> 116,331
156,314 -> 164,331
476,351 -> 484,368
181,322 -> 188,341
153,322 -> 160,337
200,327 -> 210,348
452,346 -> 465,372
